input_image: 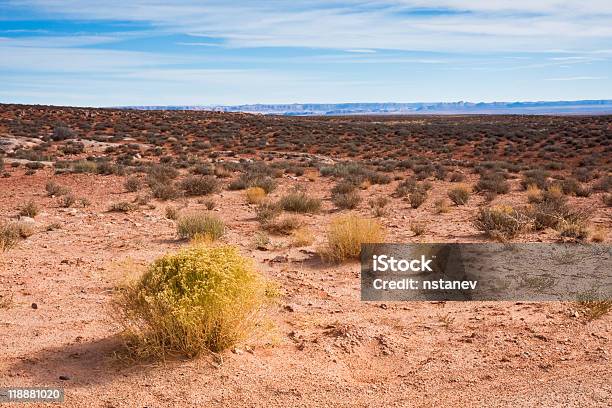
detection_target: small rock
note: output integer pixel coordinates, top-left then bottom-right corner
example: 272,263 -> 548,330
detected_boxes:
59,375 -> 70,381
31,303 -> 38,309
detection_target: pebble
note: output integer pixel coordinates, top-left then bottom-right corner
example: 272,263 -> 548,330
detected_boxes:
31,303 -> 38,309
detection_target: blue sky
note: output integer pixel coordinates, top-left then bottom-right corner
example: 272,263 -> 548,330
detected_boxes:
1,1 -> 611,106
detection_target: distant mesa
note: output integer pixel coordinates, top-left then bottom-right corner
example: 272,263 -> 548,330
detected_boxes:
118,100 -> 612,116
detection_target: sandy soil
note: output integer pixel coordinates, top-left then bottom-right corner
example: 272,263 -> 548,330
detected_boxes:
1,167 -> 610,407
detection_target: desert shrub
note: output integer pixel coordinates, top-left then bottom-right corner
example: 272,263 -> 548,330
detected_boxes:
529,192 -> 589,233
253,232 -> 271,249
147,164 -> 179,185
369,196 -> 389,217
590,227 -> 606,243
165,205 -> 179,220
321,214 -> 384,262
192,163 -> 213,175
561,178 -> 580,195
394,177 -> 417,197
332,191 -> 361,210
473,205 -> 530,241
369,196 -> 389,209
202,199 -> 216,210
19,201 -> 39,218
279,191 -> 321,214
72,160 -> 98,174
410,221 -> 428,236
45,181 -> 70,197
177,212 -> 225,240
52,125 -> 74,141
558,219 -> 589,241
244,187 -> 267,204
409,190 -> 427,209
521,169 -> 549,190
291,226 -> 314,247
593,175 -> 612,192
575,185 -> 592,197
575,295 -> 612,321
180,176 -> 219,196
124,176 -> 141,192
449,172 -> 465,182
59,193 -> 76,208
1,223 -> 21,251
476,172 -> 510,194
255,201 -> 282,224
526,184 -> 543,203
264,216 -> 302,235
448,185 -> 470,205
331,180 -> 358,195
228,172 -> 277,193
573,167 -> 594,182
151,182 -> 180,201
109,201 -> 137,213
116,244 -> 276,357
434,198 -> 450,214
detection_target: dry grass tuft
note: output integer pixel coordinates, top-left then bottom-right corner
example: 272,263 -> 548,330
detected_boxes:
244,187 -> 267,204
291,226 -> 315,247
320,214 -> 385,262
434,198 -> 451,214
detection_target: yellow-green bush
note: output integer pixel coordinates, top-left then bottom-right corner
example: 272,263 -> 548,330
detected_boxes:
244,187 -> 267,204
116,244 -> 276,357
321,214 -> 384,262
177,212 -> 225,240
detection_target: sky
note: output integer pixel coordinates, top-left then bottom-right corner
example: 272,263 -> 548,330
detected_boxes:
1,0 -> 611,106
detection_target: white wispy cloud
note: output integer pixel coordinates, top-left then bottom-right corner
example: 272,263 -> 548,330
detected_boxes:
5,1 -> 612,52
545,76 -> 607,81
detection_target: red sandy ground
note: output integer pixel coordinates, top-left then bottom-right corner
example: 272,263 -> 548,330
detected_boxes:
0,167 -> 610,407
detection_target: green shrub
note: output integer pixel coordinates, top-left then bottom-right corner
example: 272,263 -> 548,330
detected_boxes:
332,191 -> 361,210
180,175 -> 219,196
473,205 -> 530,241
521,169 -> 549,190
476,172 -> 510,194
177,212 -> 225,240
151,182 -> 180,200
116,244 -> 276,357
279,191 -> 321,214
72,160 -> 98,174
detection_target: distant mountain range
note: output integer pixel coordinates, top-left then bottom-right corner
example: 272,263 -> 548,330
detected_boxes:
120,100 -> 612,116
